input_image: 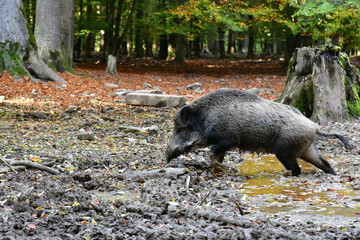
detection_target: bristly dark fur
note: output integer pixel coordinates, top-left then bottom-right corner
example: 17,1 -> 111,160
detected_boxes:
166,88 -> 350,176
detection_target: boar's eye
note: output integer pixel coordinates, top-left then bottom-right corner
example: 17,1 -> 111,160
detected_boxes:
175,125 -> 190,134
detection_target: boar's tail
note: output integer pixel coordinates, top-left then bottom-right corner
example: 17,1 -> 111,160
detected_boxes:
316,130 -> 351,150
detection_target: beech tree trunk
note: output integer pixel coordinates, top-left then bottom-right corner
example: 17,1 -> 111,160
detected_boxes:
217,27 -> 226,59
35,0 -> 74,72
278,46 -> 360,125
0,0 -> 66,85
174,34 -> 187,65
158,34 -> 168,60
60,0 -> 75,68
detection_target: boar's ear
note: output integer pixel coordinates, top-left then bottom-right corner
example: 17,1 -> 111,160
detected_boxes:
180,106 -> 192,122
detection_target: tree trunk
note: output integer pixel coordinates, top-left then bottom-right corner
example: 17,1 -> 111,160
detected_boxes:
61,0 -> 75,68
238,32 -> 248,54
145,38 -> 153,57
103,0 -> 115,57
247,28 -> 255,58
35,0 -> 74,72
272,31 -> 277,56
0,0 -> 66,85
227,29 -> 235,55
284,34 -> 296,67
158,34 -> 168,59
193,35 -> 201,58
174,34 -> 187,65
74,0 -> 84,59
277,46 -> 360,125
134,0 -> 145,58
217,27 -> 226,59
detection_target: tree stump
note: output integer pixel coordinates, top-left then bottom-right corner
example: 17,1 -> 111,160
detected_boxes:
105,55 -> 118,76
278,46 -> 360,125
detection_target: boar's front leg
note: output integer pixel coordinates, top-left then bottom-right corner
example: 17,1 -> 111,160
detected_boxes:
209,141 -> 231,173
209,152 -> 227,173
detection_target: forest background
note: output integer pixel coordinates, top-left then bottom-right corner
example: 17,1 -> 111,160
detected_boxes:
1,0 -> 360,107
21,0 -> 360,67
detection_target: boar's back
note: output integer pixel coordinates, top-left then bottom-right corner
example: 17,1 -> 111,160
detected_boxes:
187,89 -> 317,153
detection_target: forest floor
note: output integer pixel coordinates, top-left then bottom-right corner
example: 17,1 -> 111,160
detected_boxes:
0,58 -> 360,239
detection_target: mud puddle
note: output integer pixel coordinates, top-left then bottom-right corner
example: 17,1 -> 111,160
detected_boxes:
238,154 -> 360,217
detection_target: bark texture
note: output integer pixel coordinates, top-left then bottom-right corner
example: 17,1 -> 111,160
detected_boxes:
174,34 -> 187,65
35,0 -> 74,71
60,0 -> 75,68
0,0 -> 66,85
278,46 -> 360,125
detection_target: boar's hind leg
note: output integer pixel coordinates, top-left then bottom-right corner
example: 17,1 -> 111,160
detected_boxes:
300,145 -> 336,175
275,152 -> 301,176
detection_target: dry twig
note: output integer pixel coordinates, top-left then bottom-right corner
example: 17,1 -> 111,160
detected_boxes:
1,159 -> 60,175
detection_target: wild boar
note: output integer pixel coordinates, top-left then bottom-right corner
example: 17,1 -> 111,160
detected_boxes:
165,89 -> 350,176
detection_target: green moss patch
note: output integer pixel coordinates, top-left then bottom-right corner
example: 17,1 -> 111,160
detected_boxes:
293,86 -> 314,118
347,84 -> 360,116
0,41 -> 28,76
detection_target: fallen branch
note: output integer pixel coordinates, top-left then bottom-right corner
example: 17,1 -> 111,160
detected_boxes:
0,158 -> 18,173
0,166 -> 26,174
1,159 -> 60,175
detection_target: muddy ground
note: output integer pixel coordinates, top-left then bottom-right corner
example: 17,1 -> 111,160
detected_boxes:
0,102 -> 359,240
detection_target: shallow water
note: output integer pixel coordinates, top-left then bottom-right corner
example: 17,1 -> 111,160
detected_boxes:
238,154 -> 360,217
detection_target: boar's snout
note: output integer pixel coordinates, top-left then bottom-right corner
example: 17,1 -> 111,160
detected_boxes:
165,142 -> 192,162
165,144 -> 184,162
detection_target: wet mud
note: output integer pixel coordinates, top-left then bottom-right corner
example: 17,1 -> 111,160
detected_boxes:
0,104 -> 359,239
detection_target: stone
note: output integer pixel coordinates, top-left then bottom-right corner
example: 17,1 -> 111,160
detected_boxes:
186,82 -> 202,90
29,112 -> 48,119
114,89 -> 132,97
142,83 -> 152,88
77,131 -> 95,141
134,89 -> 164,94
119,125 -> 159,134
125,93 -> 186,107
104,83 -> 119,88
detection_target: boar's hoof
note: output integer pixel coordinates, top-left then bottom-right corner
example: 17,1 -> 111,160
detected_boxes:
210,153 -> 228,174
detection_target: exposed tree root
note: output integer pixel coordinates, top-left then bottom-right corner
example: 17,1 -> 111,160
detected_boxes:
25,50 -> 67,86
